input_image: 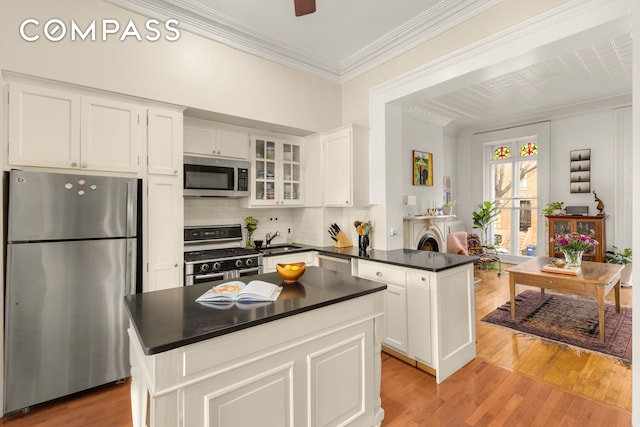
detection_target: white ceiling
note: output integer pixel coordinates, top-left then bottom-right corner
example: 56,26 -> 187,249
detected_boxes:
105,0 -> 500,82
107,0 -> 632,132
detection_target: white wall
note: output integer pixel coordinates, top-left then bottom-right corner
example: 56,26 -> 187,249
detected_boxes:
0,0 -> 341,133
455,109 -> 623,251
402,117 -> 444,214
549,110 -> 618,247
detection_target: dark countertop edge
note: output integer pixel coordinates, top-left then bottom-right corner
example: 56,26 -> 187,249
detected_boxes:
129,284 -> 386,356
261,244 -> 478,272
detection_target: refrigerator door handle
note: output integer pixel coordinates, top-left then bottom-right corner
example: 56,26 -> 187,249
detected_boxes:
126,180 -> 137,237
126,238 -> 136,296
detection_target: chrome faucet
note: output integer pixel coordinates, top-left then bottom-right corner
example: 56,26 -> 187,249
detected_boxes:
265,231 -> 280,247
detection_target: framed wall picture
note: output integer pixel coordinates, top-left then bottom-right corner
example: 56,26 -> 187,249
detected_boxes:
412,150 -> 433,186
570,149 -> 591,193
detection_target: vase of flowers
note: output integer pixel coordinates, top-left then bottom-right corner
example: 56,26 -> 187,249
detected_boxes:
551,232 -> 599,267
244,216 -> 259,249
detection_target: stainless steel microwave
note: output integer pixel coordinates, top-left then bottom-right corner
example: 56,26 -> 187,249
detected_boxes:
183,156 -> 250,197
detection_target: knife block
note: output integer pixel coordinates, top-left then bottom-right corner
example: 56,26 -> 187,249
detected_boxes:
334,231 -> 353,248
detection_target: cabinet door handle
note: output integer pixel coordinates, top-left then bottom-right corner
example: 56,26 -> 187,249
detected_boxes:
345,200 -> 349,204
421,277 -> 427,281
376,272 -> 383,277
175,263 -> 179,268
173,169 -> 178,175
71,162 -> 78,168
81,163 -> 87,168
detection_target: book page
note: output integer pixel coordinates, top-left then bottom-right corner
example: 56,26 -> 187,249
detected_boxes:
196,281 -> 245,302
237,280 -> 281,302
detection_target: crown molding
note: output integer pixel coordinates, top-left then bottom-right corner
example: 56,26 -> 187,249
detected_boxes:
105,0 -> 501,83
339,0 -> 502,82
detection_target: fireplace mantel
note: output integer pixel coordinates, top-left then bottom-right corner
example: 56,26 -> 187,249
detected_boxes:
403,215 -> 458,252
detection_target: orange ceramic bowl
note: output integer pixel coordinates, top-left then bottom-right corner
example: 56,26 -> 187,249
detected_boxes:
276,262 -> 306,283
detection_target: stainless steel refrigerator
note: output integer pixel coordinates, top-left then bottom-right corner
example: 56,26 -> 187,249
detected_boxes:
4,170 -> 139,414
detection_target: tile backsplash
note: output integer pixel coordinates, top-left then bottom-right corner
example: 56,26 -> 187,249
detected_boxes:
184,198 -> 327,247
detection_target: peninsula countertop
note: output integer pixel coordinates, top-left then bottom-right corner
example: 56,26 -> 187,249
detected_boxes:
125,267 -> 386,355
261,244 -> 478,272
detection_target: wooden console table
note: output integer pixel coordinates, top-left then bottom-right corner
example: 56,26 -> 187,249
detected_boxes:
507,257 -> 623,343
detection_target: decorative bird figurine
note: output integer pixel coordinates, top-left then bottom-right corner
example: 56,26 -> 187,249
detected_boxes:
593,191 -> 605,216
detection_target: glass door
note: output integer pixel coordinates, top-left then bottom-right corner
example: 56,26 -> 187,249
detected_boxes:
253,137 -> 277,204
281,142 -> 302,204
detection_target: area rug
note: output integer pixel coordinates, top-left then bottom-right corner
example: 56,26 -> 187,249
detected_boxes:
481,290 -> 632,365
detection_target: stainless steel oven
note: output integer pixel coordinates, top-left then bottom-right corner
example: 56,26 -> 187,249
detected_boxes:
183,156 -> 250,198
184,225 -> 263,286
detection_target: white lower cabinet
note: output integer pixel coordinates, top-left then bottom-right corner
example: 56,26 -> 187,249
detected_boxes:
263,251 -> 317,273
381,283 -> 408,353
356,259 -> 475,383
407,271 -> 432,367
357,260 -> 407,354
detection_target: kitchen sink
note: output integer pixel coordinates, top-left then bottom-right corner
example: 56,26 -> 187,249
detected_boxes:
259,245 -> 302,254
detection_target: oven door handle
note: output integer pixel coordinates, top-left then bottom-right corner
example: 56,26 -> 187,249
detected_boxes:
194,272 -> 226,281
238,267 -> 261,274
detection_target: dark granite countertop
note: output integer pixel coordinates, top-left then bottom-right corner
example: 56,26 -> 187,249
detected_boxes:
261,244 -> 478,272
125,267 -> 386,355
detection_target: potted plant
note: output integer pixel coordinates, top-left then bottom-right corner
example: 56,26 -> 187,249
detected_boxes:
442,199 -> 458,215
472,201 -> 499,245
542,201 -> 566,216
605,246 -> 633,286
244,216 -> 259,249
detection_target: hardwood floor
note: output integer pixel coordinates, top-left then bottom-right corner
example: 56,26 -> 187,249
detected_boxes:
381,266 -> 631,426
474,267 -> 632,412
0,266 -> 632,426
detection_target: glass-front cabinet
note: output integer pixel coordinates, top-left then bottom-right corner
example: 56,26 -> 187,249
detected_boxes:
546,215 -> 606,262
249,135 -> 303,206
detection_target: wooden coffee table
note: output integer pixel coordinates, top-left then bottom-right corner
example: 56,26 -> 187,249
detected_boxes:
507,257 -> 623,343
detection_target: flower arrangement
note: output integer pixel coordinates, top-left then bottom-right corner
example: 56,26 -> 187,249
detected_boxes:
551,232 -> 599,252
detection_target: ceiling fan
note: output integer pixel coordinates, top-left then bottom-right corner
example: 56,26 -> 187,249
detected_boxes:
294,0 -> 316,16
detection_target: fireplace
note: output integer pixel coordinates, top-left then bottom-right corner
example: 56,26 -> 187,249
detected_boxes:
403,216 -> 464,253
417,234 -> 440,252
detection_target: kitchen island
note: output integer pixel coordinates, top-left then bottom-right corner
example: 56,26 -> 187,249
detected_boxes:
125,267 -> 386,427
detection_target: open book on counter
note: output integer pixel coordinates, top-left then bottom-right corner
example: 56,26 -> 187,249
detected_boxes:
196,280 -> 282,304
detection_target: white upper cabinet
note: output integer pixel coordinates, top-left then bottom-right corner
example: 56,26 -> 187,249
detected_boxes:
80,96 -> 142,173
147,108 -> 183,176
183,117 -> 249,159
215,128 -> 249,159
8,82 -> 142,173
323,124 -> 369,207
8,83 -> 81,169
244,135 -> 303,207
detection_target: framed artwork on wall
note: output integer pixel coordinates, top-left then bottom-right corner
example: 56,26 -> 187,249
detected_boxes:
412,150 -> 433,186
570,149 -> 591,193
